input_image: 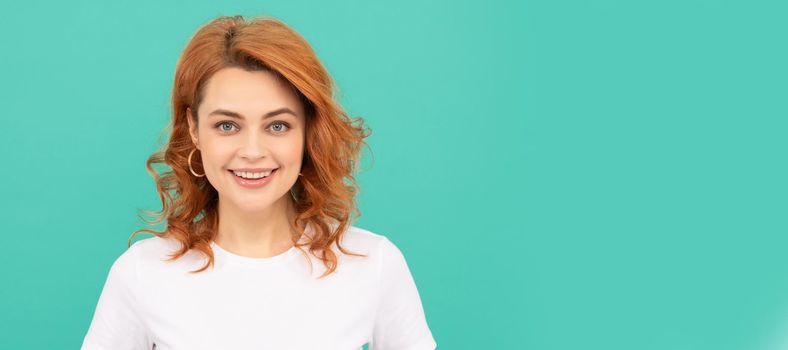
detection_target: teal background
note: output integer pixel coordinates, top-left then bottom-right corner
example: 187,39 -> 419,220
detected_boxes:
0,1 -> 785,349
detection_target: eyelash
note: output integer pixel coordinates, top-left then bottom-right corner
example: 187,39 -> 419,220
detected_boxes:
213,121 -> 291,134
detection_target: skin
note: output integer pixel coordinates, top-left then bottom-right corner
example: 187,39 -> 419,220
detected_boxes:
186,67 -> 306,258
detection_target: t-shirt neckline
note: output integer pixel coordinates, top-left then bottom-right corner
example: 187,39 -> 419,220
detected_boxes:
209,222 -> 315,269
210,240 -> 300,268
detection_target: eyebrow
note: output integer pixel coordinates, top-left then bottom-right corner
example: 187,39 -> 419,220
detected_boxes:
207,107 -> 297,120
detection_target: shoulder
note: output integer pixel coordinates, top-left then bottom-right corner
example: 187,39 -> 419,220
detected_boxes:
125,235 -> 205,271
127,235 -> 182,260
99,238 -> 161,292
314,224 -> 412,280
339,224 -> 402,257
338,225 -> 411,272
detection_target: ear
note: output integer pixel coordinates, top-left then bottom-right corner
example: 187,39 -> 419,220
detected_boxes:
186,107 -> 200,149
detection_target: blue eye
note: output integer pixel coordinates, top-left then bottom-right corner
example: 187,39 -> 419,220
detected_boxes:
269,121 -> 290,134
213,121 -> 290,134
215,121 -> 238,133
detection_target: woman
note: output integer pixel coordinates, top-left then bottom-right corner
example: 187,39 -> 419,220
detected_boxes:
81,15 -> 437,350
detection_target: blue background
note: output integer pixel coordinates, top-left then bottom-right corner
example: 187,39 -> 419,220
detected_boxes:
0,1 -> 786,349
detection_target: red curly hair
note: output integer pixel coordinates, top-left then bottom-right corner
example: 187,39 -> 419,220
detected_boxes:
129,15 -> 372,278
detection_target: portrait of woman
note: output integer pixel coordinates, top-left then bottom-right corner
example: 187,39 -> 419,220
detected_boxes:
80,15 -> 437,350
5,0 -> 783,349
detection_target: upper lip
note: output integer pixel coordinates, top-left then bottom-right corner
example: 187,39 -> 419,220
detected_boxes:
229,168 -> 278,172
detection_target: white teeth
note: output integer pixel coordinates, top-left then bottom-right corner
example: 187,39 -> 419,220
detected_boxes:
232,170 -> 273,179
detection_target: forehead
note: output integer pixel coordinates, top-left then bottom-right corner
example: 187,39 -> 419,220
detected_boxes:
199,67 -> 303,117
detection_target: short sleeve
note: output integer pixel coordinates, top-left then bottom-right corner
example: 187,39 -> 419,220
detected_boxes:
371,237 -> 437,350
81,242 -> 152,350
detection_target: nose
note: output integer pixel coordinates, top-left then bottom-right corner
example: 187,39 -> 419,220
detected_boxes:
238,129 -> 268,160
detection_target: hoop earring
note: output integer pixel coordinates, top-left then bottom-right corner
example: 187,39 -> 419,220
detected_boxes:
188,148 -> 205,177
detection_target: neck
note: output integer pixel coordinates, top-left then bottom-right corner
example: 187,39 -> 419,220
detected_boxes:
214,195 -> 299,258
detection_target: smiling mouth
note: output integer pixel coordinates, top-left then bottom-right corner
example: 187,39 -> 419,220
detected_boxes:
227,169 -> 278,180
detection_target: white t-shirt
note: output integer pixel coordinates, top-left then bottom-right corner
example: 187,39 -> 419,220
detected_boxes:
81,224 -> 437,350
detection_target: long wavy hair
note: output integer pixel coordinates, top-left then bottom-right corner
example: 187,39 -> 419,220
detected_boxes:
129,15 -> 372,278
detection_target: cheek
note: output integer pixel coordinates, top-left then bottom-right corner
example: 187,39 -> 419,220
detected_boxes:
199,139 -> 234,165
285,139 -> 304,162
276,136 -> 304,162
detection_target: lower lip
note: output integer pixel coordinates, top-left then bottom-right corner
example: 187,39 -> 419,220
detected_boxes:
229,169 -> 278,189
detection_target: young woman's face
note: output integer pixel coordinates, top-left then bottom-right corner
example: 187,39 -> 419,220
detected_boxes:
187,67 -> 306,214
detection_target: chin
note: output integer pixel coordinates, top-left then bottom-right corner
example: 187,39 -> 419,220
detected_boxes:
234,193 -> 286,210
234,201 -> 274,213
